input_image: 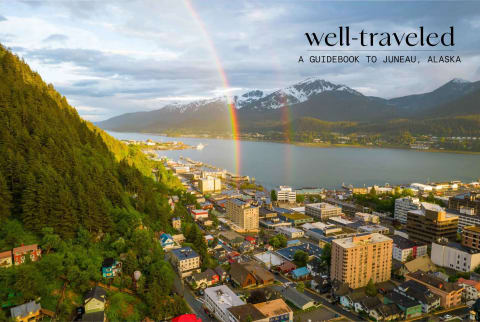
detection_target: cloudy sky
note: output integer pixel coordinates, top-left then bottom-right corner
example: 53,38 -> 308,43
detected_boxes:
1,0 -> 480,121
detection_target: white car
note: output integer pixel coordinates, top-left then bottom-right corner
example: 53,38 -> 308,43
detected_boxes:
442,314 -> 453,320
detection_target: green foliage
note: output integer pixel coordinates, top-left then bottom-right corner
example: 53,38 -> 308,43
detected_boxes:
353,188 -> 414,213
269,234 -> 287,249
270,190 -> 277,202
293,250 -> 308,267
365,279 -> 377,297
296,281 -> 305,293
320,243 -> 331,271
296,194 -> 305,203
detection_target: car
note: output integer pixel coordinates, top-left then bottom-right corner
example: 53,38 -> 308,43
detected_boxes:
442,314 -> 452,320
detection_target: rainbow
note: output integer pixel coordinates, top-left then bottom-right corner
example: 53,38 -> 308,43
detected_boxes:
183,0 -> 241,175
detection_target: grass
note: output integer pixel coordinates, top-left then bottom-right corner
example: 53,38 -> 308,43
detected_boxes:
106,292 -> 146,322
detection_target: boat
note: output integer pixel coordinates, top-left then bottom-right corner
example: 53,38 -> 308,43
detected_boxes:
196,143 -> 205,150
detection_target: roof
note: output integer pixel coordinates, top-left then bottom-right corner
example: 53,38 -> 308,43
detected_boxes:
376,303 -> 402,317
0,250 -> 11,259
10,301 -> 41,319
171,247 -> 199,261
398,280 -> 440,304
204,285 -> 244,310
171,314 -> 202,322
403,255 -> 436,273
227,303 -> 266,322
291,267 -> 310,278
385,291 -> 420,309
12,244 -> 38,254
408,270 -> 463,293
457,278 -> 480,291
361,296 -> 382,310
214,266 -> 226,275
85,286 -> 107,302
279,286 -> 314,308
333,233 -> 392,249
253,299 -> 292,318
193,268 -> 218,281
391,235 -> 425,250
276,243 -> 323,261
102,258 -> 116,267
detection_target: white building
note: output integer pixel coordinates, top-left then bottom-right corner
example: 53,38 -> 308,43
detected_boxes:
204,285 -> 244,322
391,235 -> 428,262
275,226 -> 304,239
431,241 -> 480,272
457,278 -> 480,301
276,186 -> 296,203
394,197 -> 421,224
355,212 -> 380,224
410,183 -> 433,192
305,203 -> 342,221
199,176 -> 222,193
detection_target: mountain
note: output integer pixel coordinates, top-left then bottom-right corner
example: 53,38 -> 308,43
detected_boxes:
418,85 -> 480,118
387,78 -> 480,111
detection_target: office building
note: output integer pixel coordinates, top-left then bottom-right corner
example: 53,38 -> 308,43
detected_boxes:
305,203 -> 342,221
331,233 -> 393,289
462,226 -> 480,251
431,240 -> 480,272
226,199 -> 259,232
199,176 -> 222,194
394,197 -> 421,224
276,186 -> 296,203
204,285 -> 244,322
406,203 -> 458,244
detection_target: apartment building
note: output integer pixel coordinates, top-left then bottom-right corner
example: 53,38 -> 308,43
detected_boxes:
406,271 -> 463,308
226,199 -> 259,232
204,285 -> 244,322
331,233 -> 393,289
394,197 -> 421,224
199,176 -> 222,194
305,203 -> 342,221
276,186 -> 296,203
406,203 -> 458,244
431,240 -> 480,272
462,226 -> 480,250
449,192 -> 480,215
170,247 -> 201,278
391,235 -> 427,262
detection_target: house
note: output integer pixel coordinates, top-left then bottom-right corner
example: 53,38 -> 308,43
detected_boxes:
339,289 -> 365,309
239,241 -> 254,253
277,261 -> 296,274
391,235 -> 427,263
81,286 -> 107,321
395,280 -> 441,313
10,301 -> 42,322
457,278 -> 480,301
370,303 -> 402,321
384,291 -> 422,319
277,286 -> 315,310
191,209 -> 209,221
253,299 -> 293,322
12,244 -> 41,265
214,266 -> 228,281
245,236 -> 256,245
394,255 -> 436,277
357,296 -> 382,315
160,233 -> 176,250
101,258 -> 122,278
0,250 -> 12,268
190,268 -> 220,289
220,231 -> 244,247
406,270 -> 464,308
230,262 -> 274,288
227,303 -> 267,322
291,267 -> 310,280
312,276 -> 331,294
171,247 -> 201,278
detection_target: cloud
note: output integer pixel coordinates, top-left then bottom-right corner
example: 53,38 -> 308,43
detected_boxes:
43,33 -> 68,43
0,15 -> 6,22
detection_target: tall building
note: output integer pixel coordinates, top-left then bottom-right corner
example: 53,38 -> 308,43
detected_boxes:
199,176 -> 222,194
449,192 -> 480,215
462,226 -> 480,251
330,233 -> 393,289
394,197 -> 421,224
226,199 -> 259,232
406,203 -> 458,244
276,186 -> 296,203
305,203 -> 342,221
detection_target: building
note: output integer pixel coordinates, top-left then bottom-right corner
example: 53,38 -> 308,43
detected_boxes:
101,258 -> 122,278
160,233 -> 176,250
406,202 -> 458,244
171,247 -> 201,278
275,226 -> 304,239
291,267 -> 310,280
395,280 -> 441,313
355,212 -> 380,224
331,233 -> 393,289
12,244 -> 41,265
190,209 -> 209,221
190,268 -> 220,289
228,299 -> 293,322
455,210 -> 480,231
305,203 -> 342,221
203,285 -> 244,322
406,270 -> 463,308
449,192 -> 480,215
172,217 -> 182,230
462,226 -> 480,250
391,235 -> 427,263
226,199 -> 259,232
383,291 -> 422,319
277,286 -> 316,310
457,278 -> 480,301
0,250 -> 12,268
199,176 -> 222,193
394,197 -> 421,224
229,262 -> 274,288
276,242 -> 323,262
10,301 -> 42,322
276,212 -> 313,226
220,231 -> 245,247
431,240 -> 480,272
358,224 -> 390,235
82,286 -> 107,321
275,186 -> 296,203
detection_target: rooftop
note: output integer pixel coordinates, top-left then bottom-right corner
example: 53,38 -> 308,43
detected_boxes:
333,233 -> 392,249
10,301 -> 41,319
253,299 -> 292,318
276,242 -> 323,261
172,247 -> 199,260
407,270 -> 463,292
391,235 -> 425,250
204,285 -> 244,310
306,202 -> 341,210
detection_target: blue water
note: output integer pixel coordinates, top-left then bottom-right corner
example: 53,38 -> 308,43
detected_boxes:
108,131 -> 480,190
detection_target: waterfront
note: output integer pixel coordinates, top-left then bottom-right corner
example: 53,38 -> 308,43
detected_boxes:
109,131 -> 480,190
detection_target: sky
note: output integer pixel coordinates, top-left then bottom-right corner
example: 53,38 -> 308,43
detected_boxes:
1,0 -> 480,121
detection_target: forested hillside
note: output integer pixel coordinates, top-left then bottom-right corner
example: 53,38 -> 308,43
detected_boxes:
0,45 -> 189,320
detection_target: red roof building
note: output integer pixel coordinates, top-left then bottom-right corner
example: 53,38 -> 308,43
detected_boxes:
245,236 -> 256,245
12,244 -> 41,266
172,314 -> 202,322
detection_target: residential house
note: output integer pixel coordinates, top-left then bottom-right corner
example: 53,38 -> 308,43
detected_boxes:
238,241 -> 254,253
81,286 -> 106,321
291,267 -> 310,280
391,235 -> 427,263
369,303 -> 403,321
191,209 -> 209,221
214,266 -> 228,282
220,231 -> 245,248
457,278 -> 480,301
227,303 -> 267,322
394,255 -> 437,277
101,258 -> 122,278
190,268 -> 219,289
171,247 -> 201,278
12,244 -> 41,265
10,301 -> 42,322
395,280 -> 441,313
172,234 -> 185,244
253,299 -> 293,322
160,233 -> 176,250
357,296 -> 382,315
229,262 -> 274,288
383,291 -> 422,319
0,250 -> 12,268
277,261 -> 296,274
406,270 -> 464,308
276,286 -> 315,310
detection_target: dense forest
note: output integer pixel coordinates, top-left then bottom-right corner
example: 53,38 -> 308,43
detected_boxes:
0,45 -> 189,320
